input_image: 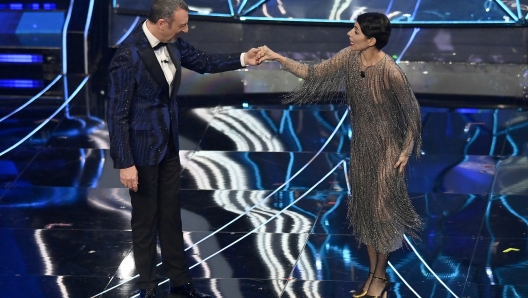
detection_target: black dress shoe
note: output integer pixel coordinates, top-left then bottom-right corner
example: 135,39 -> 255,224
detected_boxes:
139,288 -> 157,298
169,283 -> 211,298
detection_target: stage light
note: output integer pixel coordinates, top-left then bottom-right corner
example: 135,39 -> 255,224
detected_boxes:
0,54 -> 43,63
0,79 -> 44,88
9,3 -> 23,10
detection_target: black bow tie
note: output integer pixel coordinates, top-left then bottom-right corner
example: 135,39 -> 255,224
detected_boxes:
152,42 -> 167,50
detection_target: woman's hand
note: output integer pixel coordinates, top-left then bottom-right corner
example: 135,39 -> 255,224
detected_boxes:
394,154 -> 409,174
256,45 -> 283,64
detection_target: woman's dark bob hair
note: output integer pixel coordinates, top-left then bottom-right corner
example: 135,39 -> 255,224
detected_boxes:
356,12 -> 392,50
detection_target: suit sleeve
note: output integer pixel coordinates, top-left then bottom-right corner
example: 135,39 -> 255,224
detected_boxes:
175,38 -> 243,74
107,46 -> 136,169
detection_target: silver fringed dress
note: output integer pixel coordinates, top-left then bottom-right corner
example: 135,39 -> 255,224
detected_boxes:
282,47 -> 423,253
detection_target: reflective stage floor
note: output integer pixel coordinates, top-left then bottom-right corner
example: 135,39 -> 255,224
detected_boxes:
1,88 -> 528,298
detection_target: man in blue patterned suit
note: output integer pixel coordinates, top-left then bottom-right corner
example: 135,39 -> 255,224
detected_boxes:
107,0 -> 261,297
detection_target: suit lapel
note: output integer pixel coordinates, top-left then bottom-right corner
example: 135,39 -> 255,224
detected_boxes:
134,27 -> 170,97
166,44 -> 181,100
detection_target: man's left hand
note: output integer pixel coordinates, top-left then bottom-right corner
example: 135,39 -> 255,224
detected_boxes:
244,48 -> 262,66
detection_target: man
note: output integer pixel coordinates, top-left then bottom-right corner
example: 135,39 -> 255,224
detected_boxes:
107,0 -> 261,297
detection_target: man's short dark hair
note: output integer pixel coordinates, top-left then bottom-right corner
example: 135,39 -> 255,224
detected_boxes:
148,0 -> 189,24
356,12 -> 392,50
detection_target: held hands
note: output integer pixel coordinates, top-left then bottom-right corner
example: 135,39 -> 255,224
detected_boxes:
244,45 -> 282,65
255,45 -> 281,64
244,47 -> 261,66
120,165 -> 138,192
394,153 -> 410,174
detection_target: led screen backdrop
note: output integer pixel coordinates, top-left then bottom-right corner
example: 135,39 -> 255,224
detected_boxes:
114,0 -> 527,24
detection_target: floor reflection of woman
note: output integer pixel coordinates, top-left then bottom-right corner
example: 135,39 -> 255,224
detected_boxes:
256,12 -> 423,298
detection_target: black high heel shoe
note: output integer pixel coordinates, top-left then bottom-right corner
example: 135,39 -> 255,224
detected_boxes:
351,271 -> 373,297
364,274 -> 389,298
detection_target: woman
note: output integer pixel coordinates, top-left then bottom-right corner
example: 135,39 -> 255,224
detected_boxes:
257,12 -> 423,298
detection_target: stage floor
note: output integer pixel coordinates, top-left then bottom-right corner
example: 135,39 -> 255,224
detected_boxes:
1,84 -> 527,297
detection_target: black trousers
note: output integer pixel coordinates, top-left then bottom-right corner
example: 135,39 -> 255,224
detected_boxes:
130,141 -> 191,289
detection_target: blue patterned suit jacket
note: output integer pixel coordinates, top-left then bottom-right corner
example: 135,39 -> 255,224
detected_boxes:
107,24 -> 243,169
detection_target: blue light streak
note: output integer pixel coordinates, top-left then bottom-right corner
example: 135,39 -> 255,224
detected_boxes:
76,148 -> 86,187
385,0 -> 395,15
83,0 -> 95,74
116,16 -> 140,46
62,0 -> 75,74
61,77 -> 86,125
243,152 -> 263,190
0,54 -> 43,63
494,0 -> 519,21
503,285 -> 522,298
241,0 -> 266,16
0,76 -> 90,157
396,28 -> 420,63
411,0 -> 422,20
259,110 -> 278,133
0,75 -> 62,123
227,0 -> 234,16
484,193 -> 496,285
237,0 -> 248,15
189,12 -> 233,17
490,109 -> 498,156
280,110 -> 302,151
91,150 -> 106,188
320,194 -> 345,233
457,194 -> 476,213
464,126 -> 481,155
516,0 -> 522,19
506,134 -> 519,156
500,196 -> 528,227
388,262 -> 420,297
419,255 -> 460,279
284,152 -> 294,190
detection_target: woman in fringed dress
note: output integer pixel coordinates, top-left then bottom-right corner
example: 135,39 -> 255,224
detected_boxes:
256,12 -> 423,298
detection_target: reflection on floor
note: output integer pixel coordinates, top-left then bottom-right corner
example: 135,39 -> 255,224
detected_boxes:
1,88 -> 528,298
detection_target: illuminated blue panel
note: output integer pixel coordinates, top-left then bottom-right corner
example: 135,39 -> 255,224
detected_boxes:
0,12 -> 23,34
0,79 -> 44,88
31,3 -> 40,10
9,3 -> 23,10
15,12 -> 64,34
0,54 -> 44,63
